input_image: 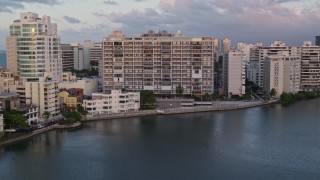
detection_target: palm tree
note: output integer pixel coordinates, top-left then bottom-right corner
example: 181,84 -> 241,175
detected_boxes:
42,111 -> 51,124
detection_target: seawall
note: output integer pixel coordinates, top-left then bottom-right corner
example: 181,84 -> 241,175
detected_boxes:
0,122 -> 82,147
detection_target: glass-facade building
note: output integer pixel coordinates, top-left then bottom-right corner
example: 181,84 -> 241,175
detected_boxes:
6,12 -> 61,82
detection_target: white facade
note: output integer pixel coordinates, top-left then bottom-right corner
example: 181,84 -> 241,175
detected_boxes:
263,53 -> 301,97
83,90 -> 140,115
83,40 -> 95,69
102,30 -> 214,96
24,78 -> 60,117
9,73 -> 60,118
6,12 -> 61,81
263,56 -> 284,97
224,50 -> 246,97
58,78 -> 98,96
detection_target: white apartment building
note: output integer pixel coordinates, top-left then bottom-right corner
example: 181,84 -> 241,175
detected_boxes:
83,90 -> 140,115
61,43 -> 84,71
255,41 -> 300,88
102,30 -> 214,96
84,40 -> 95,69
300,41 -> 320,91
223,50 -> 246,97
263,52 -> 301,97
6,12 -> 61,81
9,73 -> 60,118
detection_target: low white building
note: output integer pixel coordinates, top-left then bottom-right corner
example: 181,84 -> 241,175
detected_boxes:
18,106 -> 39,125
9,73 -> 60,119
83,90 -> 140,115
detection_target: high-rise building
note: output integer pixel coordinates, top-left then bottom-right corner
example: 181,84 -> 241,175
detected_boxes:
89,43 -> 102,75
223,50 -> 246,97
263,52 -> 301,97
315,36 -> 320,46
83,40 -> 95,69
300,41 -> 320,91
6,12 -> 61,81
102,30 -> 214,96
61,43 -> 84,71
222,38 -> 231,54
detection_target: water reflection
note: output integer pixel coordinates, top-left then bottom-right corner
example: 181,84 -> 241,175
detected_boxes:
1,101 -> 320,179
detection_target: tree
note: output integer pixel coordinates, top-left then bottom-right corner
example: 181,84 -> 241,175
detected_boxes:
270,88 -> 277,97
140,90 -> 156,110
203,92 -> 211,101
3,111 -> 27,129
176,85 -> 184,98
65,111 -> 82,123
77,105 -> 87,115
42,111 -> 51,119
211,92 -> 220,100
42,111 -> 51,124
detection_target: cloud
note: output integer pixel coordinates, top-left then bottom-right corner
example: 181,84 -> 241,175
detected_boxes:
104,0 -> 320,45
60,24 -> 110,44
103,0 -> 118,5
63,16 -> 81,24
0,1 -> 24,13
11,0 -> 61,5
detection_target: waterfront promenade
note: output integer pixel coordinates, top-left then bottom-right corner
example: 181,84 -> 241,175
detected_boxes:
0,122 -> 81,147
82,100 -> 274,122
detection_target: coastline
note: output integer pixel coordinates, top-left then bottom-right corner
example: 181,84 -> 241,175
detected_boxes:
0,122 -> 82,147
0,100 -> 278,147
82,100 -> 278,122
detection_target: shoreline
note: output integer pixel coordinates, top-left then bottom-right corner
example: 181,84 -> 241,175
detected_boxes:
0,122 -> 82,147
82,100 -> 278,122
0,100 -> 278,147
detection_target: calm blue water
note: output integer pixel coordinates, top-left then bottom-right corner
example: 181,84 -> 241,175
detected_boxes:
0,51 -> 7,69
1,100 -> 320,179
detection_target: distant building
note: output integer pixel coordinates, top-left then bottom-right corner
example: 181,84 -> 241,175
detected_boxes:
58,72 -> 98,96
90,43 -> 102,71
222,38 -> 231,54
102,30 -> 214,96
83,90 -> 140,116
6,12 -> 61,81
263,52 -> 301,97
223,50 -> 246,97
61,43 -> 84,71
300,41 -> 320,91
315,36 -> 320,46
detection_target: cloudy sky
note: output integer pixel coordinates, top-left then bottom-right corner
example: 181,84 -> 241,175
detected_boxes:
0,0 -> 320,49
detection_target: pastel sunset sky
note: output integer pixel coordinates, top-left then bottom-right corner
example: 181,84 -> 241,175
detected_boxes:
0,0 -> 319,49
